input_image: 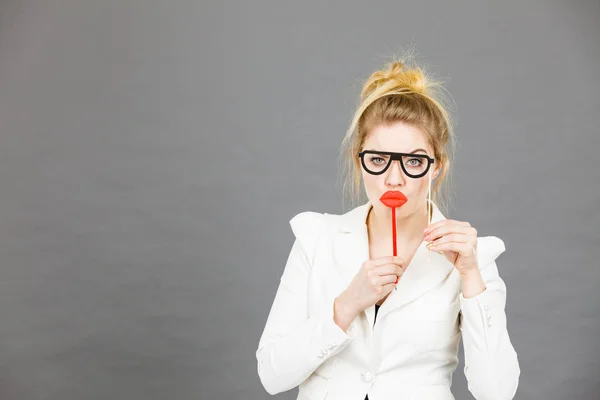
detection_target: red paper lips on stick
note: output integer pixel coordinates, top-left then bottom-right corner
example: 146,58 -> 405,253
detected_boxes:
379,191 -> 408,285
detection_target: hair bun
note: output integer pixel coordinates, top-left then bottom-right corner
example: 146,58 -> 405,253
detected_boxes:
386,60 -> 404,79
361,60 -> 427,99
367,61 -> 402,86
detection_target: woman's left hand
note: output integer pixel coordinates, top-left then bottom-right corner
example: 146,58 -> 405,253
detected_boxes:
423,220 -> 479,275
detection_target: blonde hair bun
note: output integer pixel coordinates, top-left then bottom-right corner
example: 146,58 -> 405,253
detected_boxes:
361,60 -> 428,100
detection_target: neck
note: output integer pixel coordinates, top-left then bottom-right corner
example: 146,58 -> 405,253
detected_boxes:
366,202 -> 431,248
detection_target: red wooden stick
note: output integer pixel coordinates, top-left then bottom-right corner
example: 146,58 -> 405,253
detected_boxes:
392,206 -> 398,283
379,191 -> 408,286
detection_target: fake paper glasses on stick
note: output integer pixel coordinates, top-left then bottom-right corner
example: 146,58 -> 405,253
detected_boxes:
358,150 -> 436,288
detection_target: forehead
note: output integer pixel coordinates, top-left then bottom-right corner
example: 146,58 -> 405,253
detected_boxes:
363,121 -> 430,153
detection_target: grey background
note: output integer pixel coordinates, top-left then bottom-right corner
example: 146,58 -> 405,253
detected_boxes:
0,0 -> 598,399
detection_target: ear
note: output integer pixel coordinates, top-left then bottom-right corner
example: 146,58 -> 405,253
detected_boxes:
432,164 -> 441,180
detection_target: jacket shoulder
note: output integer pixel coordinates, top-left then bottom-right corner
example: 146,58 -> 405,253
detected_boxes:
288,211 -> 341,264
476,235 -> 506,268
288,211 -> 325,265
289,211 -> 324,237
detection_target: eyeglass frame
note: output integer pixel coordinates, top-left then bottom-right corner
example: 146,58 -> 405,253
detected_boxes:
357,150 -> 435,178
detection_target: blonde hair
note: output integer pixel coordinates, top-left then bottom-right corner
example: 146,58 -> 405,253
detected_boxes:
338,55 -> 457,216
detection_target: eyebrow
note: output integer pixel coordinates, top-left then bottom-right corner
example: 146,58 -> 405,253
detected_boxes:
368,148 -> 428,154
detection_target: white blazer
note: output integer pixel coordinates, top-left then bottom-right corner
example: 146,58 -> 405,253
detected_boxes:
256,200 -> 520,400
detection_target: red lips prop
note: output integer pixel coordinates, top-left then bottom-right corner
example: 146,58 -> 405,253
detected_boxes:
379,191 -> 408,285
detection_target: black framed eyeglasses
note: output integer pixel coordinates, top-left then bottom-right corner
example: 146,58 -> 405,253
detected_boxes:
358,150 -> 435,178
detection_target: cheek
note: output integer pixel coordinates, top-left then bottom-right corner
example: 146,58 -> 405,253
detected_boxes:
403,181 -> 428,201
416,180 -> 429,195
362,173 -> 379,191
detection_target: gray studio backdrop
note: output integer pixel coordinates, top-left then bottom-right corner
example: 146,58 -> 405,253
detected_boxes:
0,1 -> 598,399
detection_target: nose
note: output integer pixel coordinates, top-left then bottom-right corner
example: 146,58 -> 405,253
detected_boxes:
385,159 -> 406,187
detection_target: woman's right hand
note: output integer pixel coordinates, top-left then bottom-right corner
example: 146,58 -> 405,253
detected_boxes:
336,256 -> 406,319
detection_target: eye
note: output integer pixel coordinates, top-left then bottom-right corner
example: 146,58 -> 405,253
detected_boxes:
369,156 -> 386,165
407,158 -> 424,167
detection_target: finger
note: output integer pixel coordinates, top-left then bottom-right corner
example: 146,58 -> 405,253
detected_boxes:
373,263 -> 404,276
425,219 -> 470,234
425,224 -> 473,242
376,274 -> 400,286
428,241 -> 476,256
424,220 -> 450,234
426,223 -> 467,241
396,264 -> 403,277
381,282 -> 396,295
426,233 -> 470,248
365,256 -> 392,269
369,256 -> 405,268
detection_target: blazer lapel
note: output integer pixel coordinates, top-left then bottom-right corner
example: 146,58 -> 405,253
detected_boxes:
331,199 -> 455,327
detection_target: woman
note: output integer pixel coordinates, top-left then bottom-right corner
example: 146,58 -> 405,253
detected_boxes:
256,58 -> 520,400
